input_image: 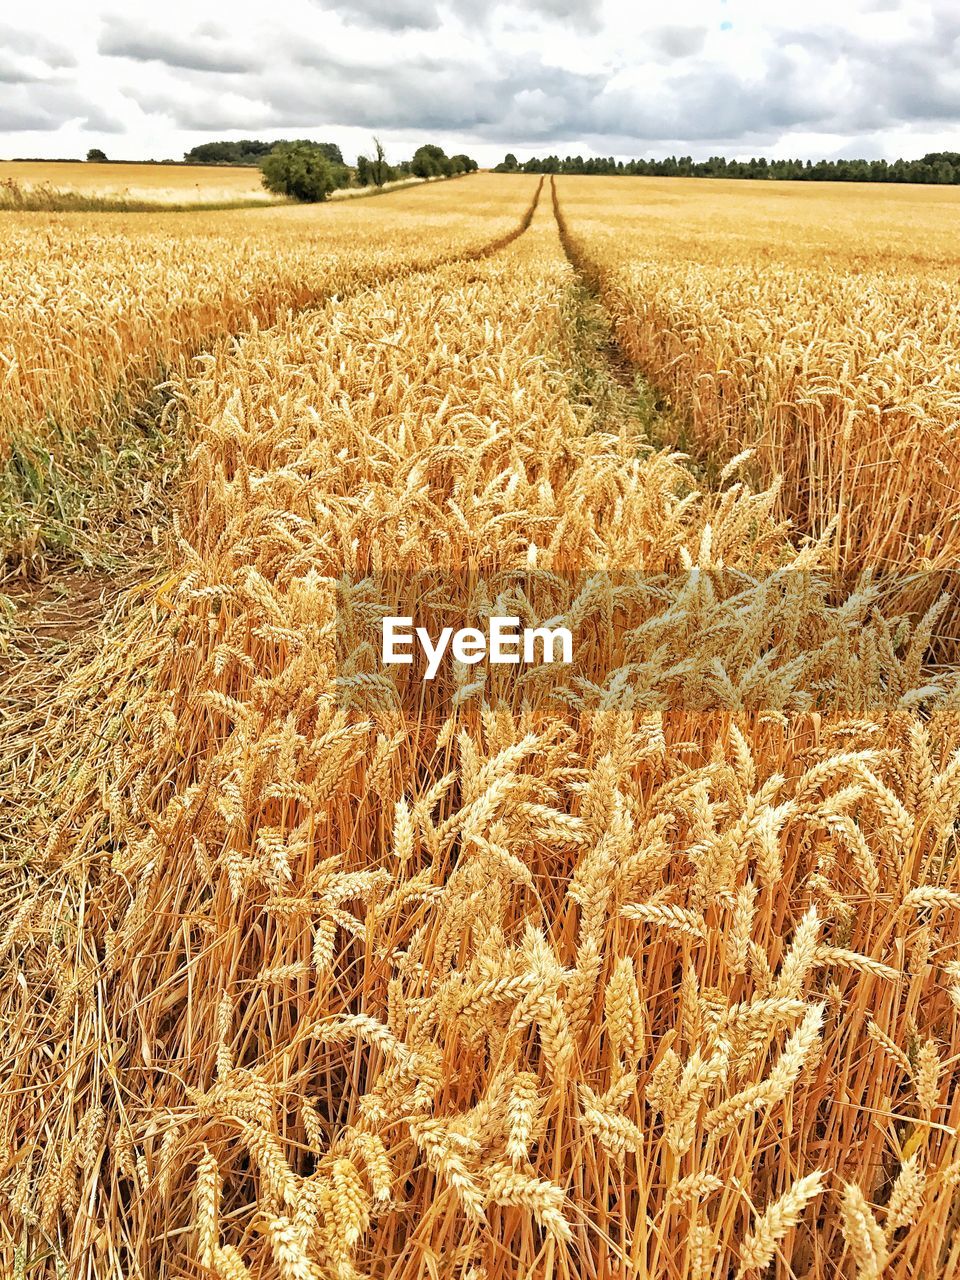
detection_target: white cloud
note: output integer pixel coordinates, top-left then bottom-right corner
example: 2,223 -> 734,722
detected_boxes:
0,0 -> 958,164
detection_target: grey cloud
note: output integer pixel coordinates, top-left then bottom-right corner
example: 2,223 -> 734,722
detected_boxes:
650,26 -> 709,58
194,21 -> 234,40
125,89 -> 278,132
131,47 -> 604,137
111,36 -> 934,150
0,52 -> 45,84
314,0 -> 602,33
80,105 -> 127,134
514,0 -> 602,23
319,0 -> 442,31
99,18 -> 260,73
778,17 -> 960,129
0,82 -> 116,132
0,23 -> 76,68
0,104 -> 60,130
890,78 -> 960,122
585,63 -> 858,144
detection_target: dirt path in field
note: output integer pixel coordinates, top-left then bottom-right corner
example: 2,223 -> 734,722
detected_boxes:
550,176 -> 638,392
547,174 -> 679,449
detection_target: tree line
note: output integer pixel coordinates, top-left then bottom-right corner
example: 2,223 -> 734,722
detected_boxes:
495,151 -> 960,184
182,138 -> 477,201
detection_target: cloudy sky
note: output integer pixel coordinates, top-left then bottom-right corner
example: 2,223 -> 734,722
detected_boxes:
2,0 -> 958,166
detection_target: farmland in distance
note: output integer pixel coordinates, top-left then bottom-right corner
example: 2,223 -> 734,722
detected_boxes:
1,158 -> 274,204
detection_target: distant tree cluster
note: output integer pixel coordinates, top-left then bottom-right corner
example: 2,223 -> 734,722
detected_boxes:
184,139 -> 281,165
409,144 -> 478,178
260,140 -> 479,201
495,150 -> 960,184
355,142 -> 477,186
182,136 -> 477,201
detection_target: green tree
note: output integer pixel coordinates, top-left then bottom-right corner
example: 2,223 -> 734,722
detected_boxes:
86,147 -> 107,162
356,155 -> 373,186
261,143 -> 337,202
184,139 -> 343,168
313,141 -> 345,165
373,137 -> 388,185
411,144 -> 450,177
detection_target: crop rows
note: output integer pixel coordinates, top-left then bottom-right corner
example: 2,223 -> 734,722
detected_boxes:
553,175 -> 960,623
0,176 -> 535,566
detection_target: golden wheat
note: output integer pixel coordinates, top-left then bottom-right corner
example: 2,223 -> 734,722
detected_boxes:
553,174 -> 960,622
2,174 -> 959,1280
0,174 -> 535,565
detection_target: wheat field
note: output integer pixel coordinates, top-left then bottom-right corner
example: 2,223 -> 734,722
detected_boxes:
553,176 -> 960,604
0,174 -> 527,566
1,160 -> 273,204
1,173 -> 959,1280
